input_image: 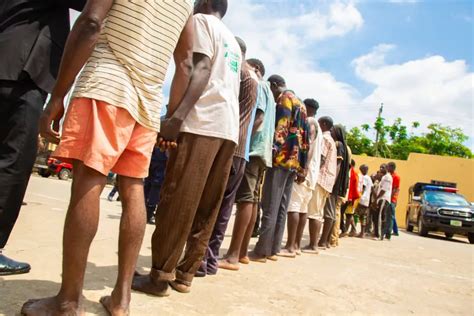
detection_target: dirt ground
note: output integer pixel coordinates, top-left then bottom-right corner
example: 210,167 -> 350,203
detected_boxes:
1,176 -> 473,315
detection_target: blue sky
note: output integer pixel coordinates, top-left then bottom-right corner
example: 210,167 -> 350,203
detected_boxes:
71,0 -> 473,146
222,0 -> 473,146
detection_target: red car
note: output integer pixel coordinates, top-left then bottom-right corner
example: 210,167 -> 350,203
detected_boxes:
48,158 -> 73,180
37,157 -> 73,180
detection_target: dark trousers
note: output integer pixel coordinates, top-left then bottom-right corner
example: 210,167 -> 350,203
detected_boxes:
0,78 -> 47,249
150,133 -> 235,285
391,203 -> 399,235
203,156 -> 246,273
144,149 -> 168,219
254,167 -> 294,257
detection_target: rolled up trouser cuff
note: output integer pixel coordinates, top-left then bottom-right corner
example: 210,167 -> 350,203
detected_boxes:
175,270 -> 194,286
150,267 -> 175,282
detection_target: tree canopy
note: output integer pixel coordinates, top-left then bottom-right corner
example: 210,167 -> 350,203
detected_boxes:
346,117 -> 473,160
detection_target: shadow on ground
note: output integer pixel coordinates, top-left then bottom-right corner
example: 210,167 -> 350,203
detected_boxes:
0,279 -> 105,316
401,230 -> 470,244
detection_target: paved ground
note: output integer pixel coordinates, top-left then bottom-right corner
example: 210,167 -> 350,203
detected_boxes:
1,176 -> 473,315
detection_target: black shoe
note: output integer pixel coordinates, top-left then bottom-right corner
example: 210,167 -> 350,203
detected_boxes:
0,254 -> 31,276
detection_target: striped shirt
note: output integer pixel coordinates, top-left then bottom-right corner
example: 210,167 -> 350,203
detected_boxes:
234,68 -> 258,159
73,0 -> 193,131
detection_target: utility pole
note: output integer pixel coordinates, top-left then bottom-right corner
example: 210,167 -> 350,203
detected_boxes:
374,103 -> 384,157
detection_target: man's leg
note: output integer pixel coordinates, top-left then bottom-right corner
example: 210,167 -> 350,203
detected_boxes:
239,202 -> 259,260
100,176 -> 147,314
22,162 -> 106,315
282,212 -> 299,254
294,213 -> 308,252
319,195 -> 336,248
304,186 -> 327,252
0,79 -> 46,275
251,168 -> 286,260
133,134 -> 224,296
223,202 -> 253,265
281,184 -> 306,256
330,197 -> 343,247
219,157 -> 264,267
207,157 -> 246,273
272,170 -> 294,256
392,203 -> 399,235
173,141 -> 235,291
384,202 -> 393,240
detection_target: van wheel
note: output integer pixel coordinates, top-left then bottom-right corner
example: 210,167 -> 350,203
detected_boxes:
418,216 -> 428,237
58,169 -> 72,180
468,233 -> 474,244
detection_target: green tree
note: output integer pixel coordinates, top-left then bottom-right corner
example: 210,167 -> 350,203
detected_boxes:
347,118 -> 472,160
346,127 -> 373,156
421,124 -> 472,158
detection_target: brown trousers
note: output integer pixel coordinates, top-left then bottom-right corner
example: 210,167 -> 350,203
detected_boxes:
150,133 -> 235,285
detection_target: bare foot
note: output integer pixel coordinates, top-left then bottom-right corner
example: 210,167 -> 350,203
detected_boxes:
21,296 -> 83,316
132,274 -> 170,297
100,296 -> 129,316
218,259 -> 240,271
302,245 -> 319,254
239,256 -> 250,264
266,255 -> 278,261
276,249 -> 296,258
169,281 -> 191,293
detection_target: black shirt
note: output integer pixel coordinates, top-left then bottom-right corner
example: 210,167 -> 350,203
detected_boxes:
0,0 -> 86,92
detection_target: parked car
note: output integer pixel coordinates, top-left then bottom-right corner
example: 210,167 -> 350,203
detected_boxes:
47,158 -> 73,180
405,181 -> 474,244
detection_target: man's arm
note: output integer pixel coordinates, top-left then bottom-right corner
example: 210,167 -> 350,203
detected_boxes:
166,15 -> 194,117
252,109 -> 264,136
158,53 -> 212,149
40,0 -> 114,143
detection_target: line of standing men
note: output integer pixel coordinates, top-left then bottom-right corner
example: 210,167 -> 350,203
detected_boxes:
0,0 -> 378,315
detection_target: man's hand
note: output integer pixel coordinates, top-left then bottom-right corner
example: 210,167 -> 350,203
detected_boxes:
39,96 -> 65,144
295,169 -> 306,184
156,116 -> 182,151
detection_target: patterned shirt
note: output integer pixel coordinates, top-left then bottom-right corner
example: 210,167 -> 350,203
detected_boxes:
73,0 -> 193,131
318,131 -> 337,193
234,68 -> 258,159
273,90 -> 310,172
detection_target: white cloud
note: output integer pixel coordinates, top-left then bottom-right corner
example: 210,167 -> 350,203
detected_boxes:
353,44 -> 474,139
223,0 -> 363,118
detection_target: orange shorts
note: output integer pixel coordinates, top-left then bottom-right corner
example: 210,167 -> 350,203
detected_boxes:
53,98 -> 157,178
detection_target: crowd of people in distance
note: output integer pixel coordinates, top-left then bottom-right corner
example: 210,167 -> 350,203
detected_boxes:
0,1 -> 400,315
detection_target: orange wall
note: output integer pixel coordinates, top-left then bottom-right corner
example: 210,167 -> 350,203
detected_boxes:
353,153 -> 474,228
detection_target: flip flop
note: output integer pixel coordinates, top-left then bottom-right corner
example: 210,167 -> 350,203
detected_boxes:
218,260 -> 240,271
276,250 -> 296,258
267,255 -> 278,261
239,257 -> 250,264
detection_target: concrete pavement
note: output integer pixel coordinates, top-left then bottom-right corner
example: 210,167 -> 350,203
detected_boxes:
0,176 -> 473,315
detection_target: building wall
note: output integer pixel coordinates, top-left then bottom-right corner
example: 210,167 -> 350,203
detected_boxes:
352,153 -> 474,228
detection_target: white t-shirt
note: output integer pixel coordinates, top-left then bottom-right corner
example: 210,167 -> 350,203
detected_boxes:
359,174 -> 373,207
305,118 -> 323,190
180,14 -> 242,144
377,173 -> 393,203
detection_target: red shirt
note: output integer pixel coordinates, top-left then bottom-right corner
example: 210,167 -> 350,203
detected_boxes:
348,167 -> 360,202
391,172 -> 400,203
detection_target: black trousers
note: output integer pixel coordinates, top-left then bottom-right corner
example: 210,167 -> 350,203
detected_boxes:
0,78 -> 47,248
